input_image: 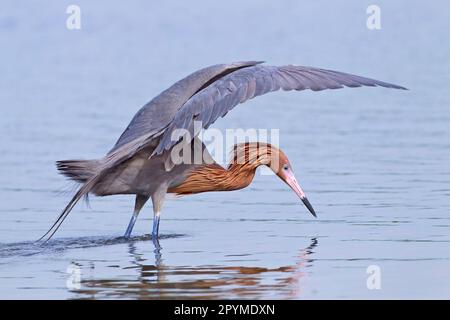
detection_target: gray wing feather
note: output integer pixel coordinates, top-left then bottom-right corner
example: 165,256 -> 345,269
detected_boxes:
153,65 -> 406,155
109,61 -> 263,153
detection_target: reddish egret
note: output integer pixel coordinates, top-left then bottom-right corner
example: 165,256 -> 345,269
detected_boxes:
41,61 -> 405,241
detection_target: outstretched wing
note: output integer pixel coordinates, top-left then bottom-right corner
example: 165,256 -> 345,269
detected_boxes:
153,65 -> 406,155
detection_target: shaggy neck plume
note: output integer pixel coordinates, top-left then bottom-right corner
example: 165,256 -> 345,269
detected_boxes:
168,143 -> 277,195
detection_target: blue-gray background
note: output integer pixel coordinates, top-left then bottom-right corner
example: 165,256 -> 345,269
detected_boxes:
0,0 -> 449,299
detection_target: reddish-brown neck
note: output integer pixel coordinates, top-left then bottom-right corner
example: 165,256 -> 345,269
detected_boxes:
168,162 -> 258,195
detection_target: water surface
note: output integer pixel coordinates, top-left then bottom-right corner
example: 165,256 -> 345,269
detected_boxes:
0,0 -> 449,299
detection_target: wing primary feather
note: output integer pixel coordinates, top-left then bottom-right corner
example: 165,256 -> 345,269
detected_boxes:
152,64 -> 406,155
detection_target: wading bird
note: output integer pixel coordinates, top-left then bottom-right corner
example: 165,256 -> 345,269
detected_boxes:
41,61 -> 405,241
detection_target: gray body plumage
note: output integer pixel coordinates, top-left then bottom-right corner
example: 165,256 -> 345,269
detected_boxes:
45,61 -> 406,241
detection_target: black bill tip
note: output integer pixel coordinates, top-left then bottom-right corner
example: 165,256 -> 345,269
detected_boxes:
301,197 -> 317,218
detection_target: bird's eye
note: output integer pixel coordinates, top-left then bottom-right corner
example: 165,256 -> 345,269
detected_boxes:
283,164 -> 289,171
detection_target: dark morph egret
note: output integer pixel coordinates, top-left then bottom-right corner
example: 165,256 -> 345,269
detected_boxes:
41,61 -> 405,241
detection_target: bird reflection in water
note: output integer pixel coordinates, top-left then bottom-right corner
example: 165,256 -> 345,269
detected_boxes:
72,237 -> 318,299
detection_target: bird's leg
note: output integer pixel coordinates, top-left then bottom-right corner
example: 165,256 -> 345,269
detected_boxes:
124,214 -> 138,238
124,194 -> 149,238
151,186 -> 167,240
152,212 -> 160,238
152,217 -> 161,252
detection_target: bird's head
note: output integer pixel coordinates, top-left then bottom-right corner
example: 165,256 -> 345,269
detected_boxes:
231,142 -> 316,217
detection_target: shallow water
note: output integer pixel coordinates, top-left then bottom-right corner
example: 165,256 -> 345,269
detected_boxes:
0,1 -> 449,299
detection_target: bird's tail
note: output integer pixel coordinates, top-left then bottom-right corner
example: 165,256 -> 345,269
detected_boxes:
56,159 -> 100,183
38,159 -> 104,242
38,175 -> 101,242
